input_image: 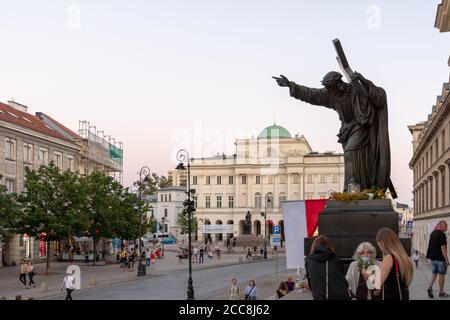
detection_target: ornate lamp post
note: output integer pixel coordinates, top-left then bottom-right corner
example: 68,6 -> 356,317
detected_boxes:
161,216 -> 165,257
176,149 -> 195,300
137,166 -> 151,277
260,196 -> 272,259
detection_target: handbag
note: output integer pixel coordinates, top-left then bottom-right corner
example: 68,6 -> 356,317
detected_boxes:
382,255 -> 408,300
245,286 -> 255,300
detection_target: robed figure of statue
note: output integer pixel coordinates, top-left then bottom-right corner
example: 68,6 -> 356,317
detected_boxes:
243,211 -> 252,234
273,70 -> 397,198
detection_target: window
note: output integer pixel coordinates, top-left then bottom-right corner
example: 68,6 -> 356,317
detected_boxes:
241,175 -> 247,185
54,152 -> 62,169
68,156 -> 75,172
6,179 -> 15,193
266,193 -> 274,208
193,196 -> 198,208
320,174 -> 326,184
229,176 -> 234,185
228,196 -> 234,208
5,138 -> 16,160
217,196 -> 222,208
164,194 -> 167,202
256,176 -> 261,185
279,175 -> 286,184
442,132 -> 445,156
217,176 -> 222,185
435,140 -> 438,161
39,148 -> 49,166
255,193 -> 262,208
292,174 -> 300,184
164,208 -> 168,218
206,176 -> 211,185
332,174 -> 338,183
279,194 -> 287,204
206,196 -> 211,208
23,143 -> 33,163
160,194 -> 164,202
192,176 -> 198,185
268,176 -> 274,184
169,194 -> 172,202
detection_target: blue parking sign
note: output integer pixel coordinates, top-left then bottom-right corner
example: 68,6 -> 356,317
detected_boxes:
272,226 -> 280,234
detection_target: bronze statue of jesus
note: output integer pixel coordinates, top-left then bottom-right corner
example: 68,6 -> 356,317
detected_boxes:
273,71 -> 397,198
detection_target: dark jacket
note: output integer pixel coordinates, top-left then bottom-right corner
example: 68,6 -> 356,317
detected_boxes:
305,245 -> 350,300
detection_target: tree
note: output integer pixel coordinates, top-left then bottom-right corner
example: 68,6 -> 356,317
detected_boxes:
79,171 -> 123,266
0,175 -> 21,265
111,188 -> 152,247
177,211 -> 198,235
17,164 -> 84,273
133,173 -> 172,196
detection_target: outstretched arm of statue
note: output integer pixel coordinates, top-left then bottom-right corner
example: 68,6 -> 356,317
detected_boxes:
273,74 -> 331,108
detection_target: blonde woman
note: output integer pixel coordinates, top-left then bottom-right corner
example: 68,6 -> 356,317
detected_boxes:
376,228 -> 413,300
346,242 -> 381,300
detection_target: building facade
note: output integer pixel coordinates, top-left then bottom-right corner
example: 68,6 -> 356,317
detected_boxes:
154,186 -> 186,239
409,63 -> 450,256
187,124 -> 344,243
0,100 -> 123,267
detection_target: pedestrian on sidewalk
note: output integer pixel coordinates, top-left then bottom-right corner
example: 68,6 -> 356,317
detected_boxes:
413,250 -> 419,270
285,275 -> 295,293
27,261 -> 37,288
244,280 -> 257,300
128,251 -> 135,272
276,282 -> 289,299
246,248 -> 252,261
60,270 -> 76,300
199,247 -> 204,264
145,249 -> 151,267
150,250 -> 156,265
19,259 -> 27,288
193,246 -> 198,264
376,228 -> 413,300
426,220 -> 449,298
229,278 -> 241,300
305,236 -> 350,300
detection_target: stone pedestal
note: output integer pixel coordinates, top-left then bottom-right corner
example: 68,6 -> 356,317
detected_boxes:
305,200 -> 411,270
234,234 -> 266,247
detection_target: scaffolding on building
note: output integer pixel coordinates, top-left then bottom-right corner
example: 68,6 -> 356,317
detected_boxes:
78,120 -> 123,184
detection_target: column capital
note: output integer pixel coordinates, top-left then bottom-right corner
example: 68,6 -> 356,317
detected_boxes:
427,175 -> 433,181
432,170 -> 439,177
445,158 -> 450,166
438,165 -> 446,172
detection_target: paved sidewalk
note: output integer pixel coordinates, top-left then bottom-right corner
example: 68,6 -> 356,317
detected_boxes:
0,245 -> 285,300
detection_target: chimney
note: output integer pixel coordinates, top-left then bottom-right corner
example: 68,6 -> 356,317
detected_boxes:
8,100 -> 28,113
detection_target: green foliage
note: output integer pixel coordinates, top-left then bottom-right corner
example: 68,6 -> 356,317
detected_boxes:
134,173 -> 172,196
0,175 -> 21,239
177,211 -> 198,234
17,164 -> 84,241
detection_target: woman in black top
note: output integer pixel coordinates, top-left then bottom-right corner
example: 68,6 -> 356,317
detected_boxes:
376,228 -> 413,300
305,236 -> 350,300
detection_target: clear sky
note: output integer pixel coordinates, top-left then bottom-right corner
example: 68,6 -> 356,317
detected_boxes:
0,0 -> 449,205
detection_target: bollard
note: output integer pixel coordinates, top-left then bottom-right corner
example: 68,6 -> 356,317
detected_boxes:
41,282 -> 48,292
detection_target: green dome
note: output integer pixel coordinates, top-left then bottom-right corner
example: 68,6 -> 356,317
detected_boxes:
258,124 -> 292,139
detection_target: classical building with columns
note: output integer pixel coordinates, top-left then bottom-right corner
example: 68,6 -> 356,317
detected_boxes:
187,124 -> 344,244
409,64 -> 450,256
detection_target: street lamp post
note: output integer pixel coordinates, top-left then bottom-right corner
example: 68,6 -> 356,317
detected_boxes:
137,166 -> 151,277
176,149 -> 195,300
161,217 -> 165,257
260,196 -> 272,259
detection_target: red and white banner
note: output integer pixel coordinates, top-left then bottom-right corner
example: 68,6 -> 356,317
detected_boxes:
282,200 -> 327,269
